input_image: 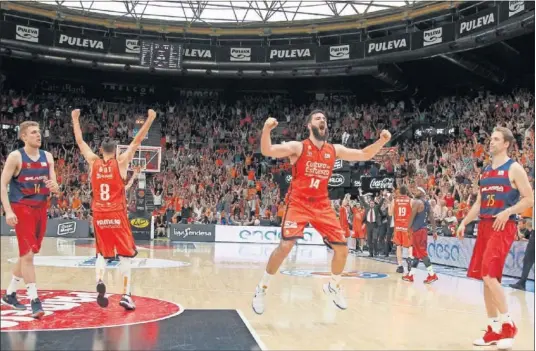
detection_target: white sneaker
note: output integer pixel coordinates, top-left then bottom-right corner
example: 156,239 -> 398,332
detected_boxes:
252,286 -> 266,315
119,294 -> 136,311
323,282 -> 347,310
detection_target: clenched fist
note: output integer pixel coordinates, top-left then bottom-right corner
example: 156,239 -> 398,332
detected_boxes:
148,109 -> 157,119
71,109 -> 81,121
380,130 -> 391,142
264,117 -> 278,131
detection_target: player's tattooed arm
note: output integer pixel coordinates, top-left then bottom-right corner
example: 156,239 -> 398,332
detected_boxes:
407,199 -> 423,234
334,130 -> 391,161
71,109 -> 99,165
118,109 -> 157,165
260,117 -> 302,159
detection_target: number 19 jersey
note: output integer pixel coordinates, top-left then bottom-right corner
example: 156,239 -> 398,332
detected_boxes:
91,158 -> 126,213
288,139 -> 336,201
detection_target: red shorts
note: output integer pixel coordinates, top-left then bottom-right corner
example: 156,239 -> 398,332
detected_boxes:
393,230 -> 411,248
352,224 -> 365,239
343,227 -> 351,238
467,220 -> 516,283
282,198 -> 346,245
12,203 -> 48,257
411,228 -> 428,259
93,210 -> 137,259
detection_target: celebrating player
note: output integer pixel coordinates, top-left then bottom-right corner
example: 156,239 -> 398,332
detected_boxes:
390,185 -> 412,274
457,127 -> 533,349
72,108 -> 157,311
402,187 -> 438,284
252,110 -> 391,314
1,121 -> 60,318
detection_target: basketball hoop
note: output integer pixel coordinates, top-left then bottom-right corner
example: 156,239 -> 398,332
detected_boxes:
116,145 -> 162,173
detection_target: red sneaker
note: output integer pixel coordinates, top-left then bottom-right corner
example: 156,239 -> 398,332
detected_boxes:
423,274 -> 438,284
473,326 -> 501,346
402,274 -> 414,282
497,322 -> 518,350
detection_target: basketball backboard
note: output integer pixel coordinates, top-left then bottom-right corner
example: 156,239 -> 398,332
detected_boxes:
116,145 -> 162,173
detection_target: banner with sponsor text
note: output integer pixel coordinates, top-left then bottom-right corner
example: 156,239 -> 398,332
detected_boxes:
365,33 -> 410,57
215,225 -> 325,245
54,31 -> 110,52
1,217 -> 89,238
169,224 -> 215,242
109,38 -> 141,55
457,7 -> 498,38
411,23 -> 455,50
0,21 -> 54,46
216,46 -> 266,63
267,45 -> 316,62
316,43 -> 365,62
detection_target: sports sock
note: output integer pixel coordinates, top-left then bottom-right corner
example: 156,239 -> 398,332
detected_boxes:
259,271 -> 273,290
330,274 -> 342,289
426,265 -> 434,275
120,257 -> 132,295
26,283 -> 38,301
499,313 -> 513,326
489,318 -> 500,333
7,275 -> 22,295
96,255 -> 106,283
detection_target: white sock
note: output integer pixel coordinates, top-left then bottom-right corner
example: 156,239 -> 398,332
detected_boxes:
119,257 -> 132,296
500,313 -> 513,325
408,268 -> 415,277
403,265 -> 408,274
330,274 -> 342,288
259,271 -> 273,290
96,255 -> 106,283
7,275 -> 22,295
489,318 -> 500,333
26,283 -> 38,301
426,265 -> 434,275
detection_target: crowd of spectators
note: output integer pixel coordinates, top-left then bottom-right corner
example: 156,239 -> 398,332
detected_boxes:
0,86 -> 534,241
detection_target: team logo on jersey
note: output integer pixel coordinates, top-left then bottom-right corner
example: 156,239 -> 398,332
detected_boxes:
498,171 -> 504,175
0,289 -> 183,331
131,218 -> 149,228
284,221 -> 298,228
324,153 -> 331,159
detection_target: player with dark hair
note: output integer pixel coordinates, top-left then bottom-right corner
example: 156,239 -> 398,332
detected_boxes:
72,108 -> 157,311
1,121 -> 60,318
402,187 -> 438,284
252,110 -> 391,314
457,127 -> 533,349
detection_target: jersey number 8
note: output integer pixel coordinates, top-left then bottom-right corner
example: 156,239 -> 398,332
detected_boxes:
100,183 -> 110,201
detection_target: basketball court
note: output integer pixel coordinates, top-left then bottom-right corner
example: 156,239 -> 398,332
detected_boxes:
1,237 -> 534,350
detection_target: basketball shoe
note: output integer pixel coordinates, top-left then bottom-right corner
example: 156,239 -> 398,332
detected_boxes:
473,326 -> 501,346
497,322 -> 518,350
1,292 -> 26,310
119,294 -> 136,310
31,298 -> 44,319
252,286 -> 266,315
402,274 -> 414,282
323,282 -> 347,310
96,280 -> 109,308
423,274 -> 438,284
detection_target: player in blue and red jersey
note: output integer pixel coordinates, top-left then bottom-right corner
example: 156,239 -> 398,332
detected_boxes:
457,127 -> 533,350
0,121 -> 60,318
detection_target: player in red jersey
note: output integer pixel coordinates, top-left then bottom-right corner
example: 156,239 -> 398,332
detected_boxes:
1,121 -> 59,318
389,185 -> 412,274
339,194 -> 351,240
457,127 -> 533,349
252,110 -> 391,314
72,108 -> 157,311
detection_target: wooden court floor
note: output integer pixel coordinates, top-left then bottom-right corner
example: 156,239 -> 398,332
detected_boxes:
1,237 -> 534,350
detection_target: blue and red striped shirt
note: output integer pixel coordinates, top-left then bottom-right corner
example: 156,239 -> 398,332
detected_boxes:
479,158 -> 519,220
9,149 -> 50,208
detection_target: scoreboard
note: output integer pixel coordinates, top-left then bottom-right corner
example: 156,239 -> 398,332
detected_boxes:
140,41 -> 182,69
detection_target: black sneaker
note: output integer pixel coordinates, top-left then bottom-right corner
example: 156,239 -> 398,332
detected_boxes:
1,292 -> 26,310
31,298 -> 44,319
396,265 -> 404,274
96,280 -> 109,308
509,281 -> 526,291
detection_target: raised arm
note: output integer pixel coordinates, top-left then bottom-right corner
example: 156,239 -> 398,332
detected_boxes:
118,109 -> 157,165
260,117 -> 302,159
71,109 -> 99,165
334,130 -> 391,162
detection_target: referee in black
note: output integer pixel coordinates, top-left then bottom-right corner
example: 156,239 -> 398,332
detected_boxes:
510,219 -> 535,291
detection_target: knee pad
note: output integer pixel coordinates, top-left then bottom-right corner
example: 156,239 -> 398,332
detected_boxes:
407,257 -> 419,268
119,257 -> 132,275
422,256 -> 431,267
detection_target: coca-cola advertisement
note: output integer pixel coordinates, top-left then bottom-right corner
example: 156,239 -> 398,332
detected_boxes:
360,176 -> 395,193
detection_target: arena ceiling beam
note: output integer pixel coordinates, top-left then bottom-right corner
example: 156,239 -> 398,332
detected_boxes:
439,53 -> 507,86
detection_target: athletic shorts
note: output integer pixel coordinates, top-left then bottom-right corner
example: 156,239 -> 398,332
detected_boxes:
93,210 -> 137,259
393,230 -> 411,248
12,203 -> 47,257
352,224 -> 365,239
411,228 -> 428,259
281,197 -> 346,245
467,219 -> 516,283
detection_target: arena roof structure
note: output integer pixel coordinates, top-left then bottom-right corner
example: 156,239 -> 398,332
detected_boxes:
31,0 -> 416,25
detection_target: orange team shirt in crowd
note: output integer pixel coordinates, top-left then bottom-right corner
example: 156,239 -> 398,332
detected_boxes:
230,167 -> 238,178
256,181 -> 262,192
339,206 -> 350,238
427,175 -> 435,189
90,158 -> 126,212
248,187 -> 256,199
71,196 -> 82,210
393,195 -> 412,230
277,204 -> 286,217
248,170 -> 255,181
352,207 -> 365,237
288,139 -> 336,201
216,159 -> 223,167
245,156 -> 252,166
473,143 -> 484,158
